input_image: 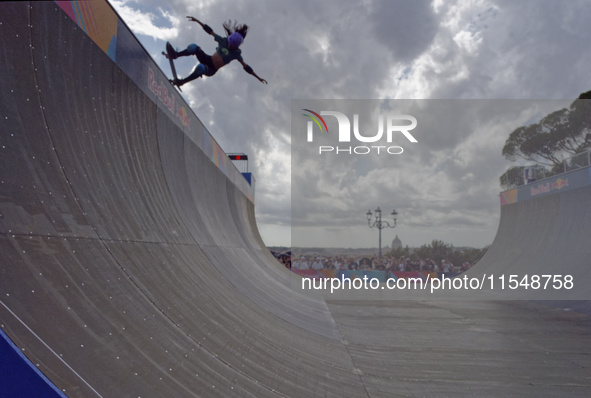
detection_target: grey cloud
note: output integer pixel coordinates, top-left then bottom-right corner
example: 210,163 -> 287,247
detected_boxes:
370,0 -> 439,63
127,0 -> 591,248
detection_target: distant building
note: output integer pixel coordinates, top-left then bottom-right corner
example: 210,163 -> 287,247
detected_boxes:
391,235 -> 402,250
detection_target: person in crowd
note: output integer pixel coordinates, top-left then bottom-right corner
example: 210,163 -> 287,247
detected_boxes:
312,257 -> 323,270
299,257 -> 309,270
442,259 -> 453,275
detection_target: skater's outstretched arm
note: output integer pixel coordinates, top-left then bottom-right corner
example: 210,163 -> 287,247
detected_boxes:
187,16 -> 215,36
239,60 -> 268,84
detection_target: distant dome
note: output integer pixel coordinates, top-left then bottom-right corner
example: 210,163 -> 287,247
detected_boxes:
391,235 -> 402,249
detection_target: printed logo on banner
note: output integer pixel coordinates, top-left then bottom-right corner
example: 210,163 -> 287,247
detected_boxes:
301,109 -> 418,155
148,68 -> 190,128
530,178 -> 569,196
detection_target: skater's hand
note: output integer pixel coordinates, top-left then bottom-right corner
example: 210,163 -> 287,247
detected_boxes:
260,78 -> 268,84
187,16 -> 199,23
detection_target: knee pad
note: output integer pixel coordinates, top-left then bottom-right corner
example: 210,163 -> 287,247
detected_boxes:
195,64 -> 206,75
186,43 -> 199,55
185,63 -> 206,82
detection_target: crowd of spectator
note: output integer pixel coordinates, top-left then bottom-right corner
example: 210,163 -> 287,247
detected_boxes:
284,255 -> 473,275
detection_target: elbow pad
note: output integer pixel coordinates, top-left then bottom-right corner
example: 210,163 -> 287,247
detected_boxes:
243,64 -> 253,74
203,24 -> 213,34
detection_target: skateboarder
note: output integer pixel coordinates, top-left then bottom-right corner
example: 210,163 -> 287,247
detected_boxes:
166,17 -> 268,87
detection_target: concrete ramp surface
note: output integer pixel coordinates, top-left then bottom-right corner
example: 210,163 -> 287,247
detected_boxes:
2,1 -> 591,397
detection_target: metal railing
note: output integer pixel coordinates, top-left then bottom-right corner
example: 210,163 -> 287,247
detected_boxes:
565,151 -> 591,172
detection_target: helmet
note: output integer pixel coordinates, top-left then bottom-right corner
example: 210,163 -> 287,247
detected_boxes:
228,32 -> 243,48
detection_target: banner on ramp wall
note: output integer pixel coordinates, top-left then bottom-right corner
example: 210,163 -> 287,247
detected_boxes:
500,166 -> 591,205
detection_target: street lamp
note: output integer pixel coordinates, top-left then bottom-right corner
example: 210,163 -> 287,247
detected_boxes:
366,207 -> 398,258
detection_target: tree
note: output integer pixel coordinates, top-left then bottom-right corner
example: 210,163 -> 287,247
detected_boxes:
502,90 -> 591,169
414,239 -> 451,264
387,245 -> 411,259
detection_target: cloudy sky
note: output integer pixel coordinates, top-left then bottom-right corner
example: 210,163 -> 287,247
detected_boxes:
110,0 -> 591,249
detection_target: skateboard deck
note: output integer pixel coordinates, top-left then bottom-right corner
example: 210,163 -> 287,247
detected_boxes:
163,42 -> 182,92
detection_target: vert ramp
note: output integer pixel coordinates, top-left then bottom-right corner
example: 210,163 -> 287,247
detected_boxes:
464,168 -> 591,301
0,2 -> 358,397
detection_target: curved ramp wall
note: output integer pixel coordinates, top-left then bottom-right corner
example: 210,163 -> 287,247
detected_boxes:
0,2 -> 358,397
468,167 -> 591,300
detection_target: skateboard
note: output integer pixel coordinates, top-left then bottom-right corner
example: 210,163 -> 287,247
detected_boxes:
163,42 -> 182,92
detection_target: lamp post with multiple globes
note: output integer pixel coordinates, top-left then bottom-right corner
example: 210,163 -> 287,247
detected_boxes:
366,207 -> 398,259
